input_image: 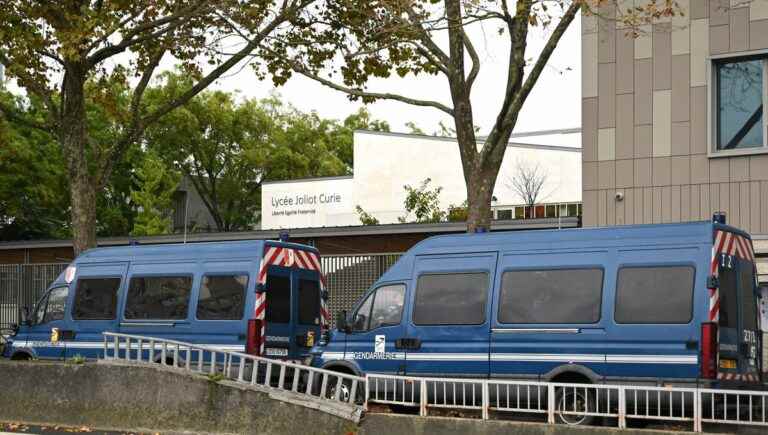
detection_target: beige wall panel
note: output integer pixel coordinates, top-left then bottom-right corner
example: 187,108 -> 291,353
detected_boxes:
616,159 -> 635,189
730,183 -> 741,228
653,157 -> 672,186
583,11 -> 598,34
635,125 -> 653,158
739,182 -> 750,231
750,181 -> 761,233
599,128 -> 616,161
690,20 -> 710,86
616,32 -> 635,94
710,184 -> 721,216
616,192 -> 626,225
671,56 -> 691,123
751,1 -> 768,21
671,155 -> 691,185
635,158 -> 652,187
681,185 -> 691,221
672,122 -> 691,156
691,154 -> 710,184
721,183 -> 732,218
583,33 -> 599,99
750,19 -> 768,49
598,13 -> 616,63
710,25 -> 730,54
750,155 -> 768,181
690,184 -> 701,219
653,90 -> 672,156
598,188 -> 608,226
762,182 -> 768,233
584,161 -> 598,190
710,158 -> 730,183
710,0 -> 730,26
730,7 -> 750,52
583,98 -> 598,162
634,59 -> 653,124
691,0 -> 709,19
653,187 -> 663,223
616,94 -> 634,159
699,184 -> 709,220
634,187 -> 645,224
653,24 -> 672,90
662,186 -> 673,223
644,188 -> 654,223
634,25 -> 653,59
671,185 -> 682,222
690,86 -> 708,154
672,0 -> 691,55
599,161 -> 617,189
730,157 -> 750,182
584,190 -> 598,227
607,190 -> 617,225
599,63 -> 616,128
624,188 -> 635,225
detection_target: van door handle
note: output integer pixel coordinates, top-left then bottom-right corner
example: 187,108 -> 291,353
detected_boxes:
395,338 -> 421,350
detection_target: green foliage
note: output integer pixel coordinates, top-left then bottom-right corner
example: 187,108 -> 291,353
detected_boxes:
447,201 -> 468,223
130,151 -> 180,237
207,372 -> 226,383
355,205 -> 380,225
66,354 -> 86,365
398,178 -> 446,224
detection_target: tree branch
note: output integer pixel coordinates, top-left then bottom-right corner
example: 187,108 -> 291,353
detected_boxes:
0,98 -> 53,133
462,28 -> 480,91
0,52 -> 60,123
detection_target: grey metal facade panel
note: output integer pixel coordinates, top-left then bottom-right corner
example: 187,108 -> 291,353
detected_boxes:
652,24 -> 672,91
582,98 -> 599,162
615,31 -> 635,94
671,55 -> 691,123
691,0 -> 709,19
598,63 -> 616,128
634,60 -> 653,125
671,122 -> 691,156
634,125 -> 652,158
709,25 -> 730,54
709,0 -> 729,26
729,7 -> 750,52
690,86 -> 708,155
615,94 -> 635,159
750,19 -> 768,49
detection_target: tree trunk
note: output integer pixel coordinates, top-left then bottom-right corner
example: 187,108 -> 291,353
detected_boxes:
60,64 -> 97,255
465,168 -> 496,233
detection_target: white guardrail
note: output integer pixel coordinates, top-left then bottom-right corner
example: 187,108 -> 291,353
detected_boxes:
102,333 -> 768,432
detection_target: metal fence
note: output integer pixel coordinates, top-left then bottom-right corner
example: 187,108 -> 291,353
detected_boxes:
0,263 -> 67,329
0,254 -> 402,330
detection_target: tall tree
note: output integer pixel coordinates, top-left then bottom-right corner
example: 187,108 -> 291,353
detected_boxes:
130,151 -> 180,236
269,0 -> 678,231
507,159 -> 548,217
0,0 -> 314,253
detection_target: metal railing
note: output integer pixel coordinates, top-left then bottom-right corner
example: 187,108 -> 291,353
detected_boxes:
366,373 -> 768,432
102,332 -> 365,412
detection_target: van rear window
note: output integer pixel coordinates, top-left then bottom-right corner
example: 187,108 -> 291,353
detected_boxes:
266,274 -> 291,323
73,278 -> 121,320
413,272 -> 488,325
499,269 -> 603,324
719,266 -> 738,328
197,275 -> 247,320
298,279 -> 320,325
740,264 -> 758,331
125,276 -> 192,320
615,266 -> 694,324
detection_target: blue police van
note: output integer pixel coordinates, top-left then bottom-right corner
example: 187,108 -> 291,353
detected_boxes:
3,240 -> 328,362
312,219 -> 763,393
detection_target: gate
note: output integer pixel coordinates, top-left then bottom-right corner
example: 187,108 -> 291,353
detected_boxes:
0,263 -> 67,330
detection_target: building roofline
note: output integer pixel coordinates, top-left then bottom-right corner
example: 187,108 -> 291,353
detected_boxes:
261,175 -> 354,186
0,218 -> 580,251
353,129 -> 581,152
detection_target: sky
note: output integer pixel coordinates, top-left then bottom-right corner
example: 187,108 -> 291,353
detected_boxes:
212,13 -> 583,138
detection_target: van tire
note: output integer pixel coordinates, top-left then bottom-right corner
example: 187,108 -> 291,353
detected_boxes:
323,368 -> 363,404
11,352 -> 32,361
554,386 -> 596,426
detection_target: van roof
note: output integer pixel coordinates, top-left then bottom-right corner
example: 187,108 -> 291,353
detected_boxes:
73,239 -> 314,264
416,221 -> 721,251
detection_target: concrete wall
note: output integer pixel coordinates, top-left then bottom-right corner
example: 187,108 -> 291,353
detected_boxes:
582,0 -> 768,233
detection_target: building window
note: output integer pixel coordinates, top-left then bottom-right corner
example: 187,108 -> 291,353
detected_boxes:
496,209 -> 513,221
712,56 -> 768,155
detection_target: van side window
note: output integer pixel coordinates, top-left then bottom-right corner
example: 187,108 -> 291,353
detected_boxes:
197,275 -> 248,320
265,274 -> 291,323
298,279 -> 320,325
499,269 -> 603,324
43,286 -> 68,323
413,273 -> 488,326
615,266 -> 694,324
125,276 -> 193,320
72,278 -> 121,320
351,292 -> 374,332
351,284 -> 405,331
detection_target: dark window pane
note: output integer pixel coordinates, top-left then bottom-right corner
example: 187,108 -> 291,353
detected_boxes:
496,210 -> 513,221
197,275 -> 247,320
413,273 -> 488,325
298,279 -> 320,325
43,287 -> 68,323
515,207 -> 525,219
73,278 -> 121,320
370,285 -> 405,329
499,269 -> 603,324
351,293 -> 374,332
717,59 -> 764,150
740,263 -> 758,331
125,276 -> 192,320
265,274 -> 290,323
615,266 -> 694,324
720,266 -> 738,328
546,205 -> 557,217
535,205 -> 545,218
568,204 -> 579,216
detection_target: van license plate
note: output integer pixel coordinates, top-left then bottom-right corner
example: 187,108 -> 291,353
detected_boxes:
265,347 -> 288,357
720,359 -> 737,369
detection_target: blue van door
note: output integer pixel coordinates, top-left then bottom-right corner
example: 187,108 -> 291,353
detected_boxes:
22,285 -> 71,359
404,253 -> 497,377
263,266 -> 294,358
67,262 -> 127,359
293,268 -> 324,359
343,282 -> 408,375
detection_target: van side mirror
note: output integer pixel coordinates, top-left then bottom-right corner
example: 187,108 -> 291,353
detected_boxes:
336,310 -> 349,333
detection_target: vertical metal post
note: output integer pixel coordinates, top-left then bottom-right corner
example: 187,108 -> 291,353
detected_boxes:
161,342 -> 167,365
102,335 -> 108,360
547,384 -> 556,424
420,380 -> 428,417
149,340 -> 155,363
694,390 -> 702,432
113,335 -> 119,360
364,375 -> 370,411
618,387 -> 627,429
482,381 -> 490,420
173,344 -> 179,367
124,338 -> 130,361
185,347 -> 191,371
238,357 -> 245,382
210,351 -> 216,374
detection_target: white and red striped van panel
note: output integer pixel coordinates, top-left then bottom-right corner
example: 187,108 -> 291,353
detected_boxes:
254,245 -> 329,355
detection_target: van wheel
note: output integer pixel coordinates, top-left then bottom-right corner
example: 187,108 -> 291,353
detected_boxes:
325,372 -> 363,404
11,352 -> 32,361
555,386 -> 596,426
